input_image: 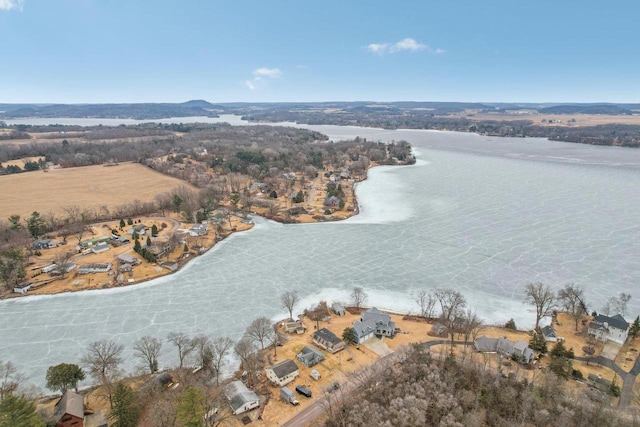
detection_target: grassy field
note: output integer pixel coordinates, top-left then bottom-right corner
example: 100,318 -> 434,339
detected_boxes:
0,162 -> 196,219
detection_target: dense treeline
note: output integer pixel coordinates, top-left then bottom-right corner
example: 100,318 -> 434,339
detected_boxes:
242,111 -> 640,147
325,346 -> 635,427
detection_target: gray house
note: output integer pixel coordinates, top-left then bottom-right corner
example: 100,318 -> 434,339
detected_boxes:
224,380 -> 260,415
296,346 -> 325,367
588,314 -> 629,344
474,336 -> 535,364
352,307 -> 396,344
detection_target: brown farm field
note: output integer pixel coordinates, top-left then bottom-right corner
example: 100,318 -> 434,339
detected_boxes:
0,162 -> 196,219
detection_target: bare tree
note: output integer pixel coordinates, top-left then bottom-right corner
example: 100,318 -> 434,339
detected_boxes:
415,290 -> 436,320
557,284 -> 588,331
0,360 -> 26,401
192,334 -> 213,370
133,336 -> 162,374
244,317 -> 274,350
211,337 -> 234,386
280,290 -> 299,321
167,332 -> 196,369
459,309 -> 484,361
524,282 -> 555,330
81,339 -> 124,408
63,206 -> 91,244
234,339 -> 259,386
607,293 -> 632,317
350,287 -> 368,309
434,288 -> 467,346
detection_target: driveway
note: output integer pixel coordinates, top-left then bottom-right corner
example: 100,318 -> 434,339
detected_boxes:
362,337 -> 394,356
601,341 -> 623,360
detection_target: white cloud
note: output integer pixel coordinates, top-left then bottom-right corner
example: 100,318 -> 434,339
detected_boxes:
390,38 -> 425,53
0,0 -> 24,11
253,67 -> 282,78
245,67 -> 282,90
366,37 -> 444,56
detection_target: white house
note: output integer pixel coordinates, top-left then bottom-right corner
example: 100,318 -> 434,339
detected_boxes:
265,359 -> 299,387
224,381 -> 260,415
588,314 -> 629,344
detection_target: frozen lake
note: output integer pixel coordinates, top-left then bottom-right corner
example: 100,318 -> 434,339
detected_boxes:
1,122 -> 639,389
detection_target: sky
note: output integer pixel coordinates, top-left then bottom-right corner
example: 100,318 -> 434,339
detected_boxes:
1,0 -> 639,104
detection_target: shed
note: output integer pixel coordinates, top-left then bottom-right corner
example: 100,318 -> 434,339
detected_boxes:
331,303 -> 346,316
310,369 -> 321,380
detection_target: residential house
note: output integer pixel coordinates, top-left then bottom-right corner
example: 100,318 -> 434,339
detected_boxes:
331,303 -> 346,316
541,325 -> 559,342
312,328 -> 346,353
588,314 -> 630,344
352,307 -> 396,344
128,224 -> 147,236
224,381 -> 260,415
77,263 -> 112,274
474,336 -> 536,364
116,253 -> 140,266
324,196 -> 341,208
513,341 -> 535,363
284,321 -> 306,334
33,239 -> 56,250
160,261 -> 179,272
53,390 -> 84,427
91,242 -> 110,254
296,346 -> 325,367
265,359 -> 299,387
13,282 -> 32,295
189,224 -> 208,236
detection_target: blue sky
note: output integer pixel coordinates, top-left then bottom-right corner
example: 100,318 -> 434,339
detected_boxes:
1,0 -> 638,103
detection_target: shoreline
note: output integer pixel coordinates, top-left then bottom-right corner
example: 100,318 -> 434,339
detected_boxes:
2,159 -> 402,301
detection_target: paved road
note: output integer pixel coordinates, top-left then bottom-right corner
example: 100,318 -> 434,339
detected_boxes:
281,340 -> 457,427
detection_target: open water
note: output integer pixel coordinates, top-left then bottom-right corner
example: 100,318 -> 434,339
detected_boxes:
1,119 -> 639,389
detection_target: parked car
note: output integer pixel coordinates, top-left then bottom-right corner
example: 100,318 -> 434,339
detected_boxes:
295,385 -> 312,398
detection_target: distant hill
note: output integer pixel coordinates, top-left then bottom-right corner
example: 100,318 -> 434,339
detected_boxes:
0,101 -> 221,120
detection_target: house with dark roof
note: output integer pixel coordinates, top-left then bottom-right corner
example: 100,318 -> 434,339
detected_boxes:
352,307 -> 396,344
312,328 -> 346,353
265,359 -> 299,386
224,380 -> 260,415
588,314 -> 629,344
53,390 -> 84,427
541,325 -> 559,342
296,346 -> 325,367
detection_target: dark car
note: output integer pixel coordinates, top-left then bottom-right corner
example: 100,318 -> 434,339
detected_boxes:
295,385 -> 312,398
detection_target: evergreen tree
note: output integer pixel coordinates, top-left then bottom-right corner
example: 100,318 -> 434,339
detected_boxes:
342,327 -> 358,344
529,328 -> 548,353
133,239 -> 141,253
151,224 -> 158,236
119,219 -> 125,230
176,387 -> 205,427
0,395 -> 45,427
630,316 -> 640,338
25,211 -> 47,238
146,236 -> 152,247
109,382 -> 139,427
